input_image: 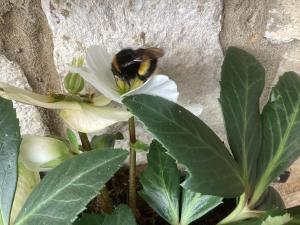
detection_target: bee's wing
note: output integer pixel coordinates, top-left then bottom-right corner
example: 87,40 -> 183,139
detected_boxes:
136,48 -> 165,60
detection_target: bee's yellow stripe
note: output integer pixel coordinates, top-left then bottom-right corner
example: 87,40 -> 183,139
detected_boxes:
138,60 -> 151,76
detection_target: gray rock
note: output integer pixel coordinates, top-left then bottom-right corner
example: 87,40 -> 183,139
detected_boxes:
265,0 -> 300,43
42,0 -> 225,139
0,55 -> 48,135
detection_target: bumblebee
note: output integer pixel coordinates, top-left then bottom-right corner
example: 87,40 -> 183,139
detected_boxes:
111,47 -> 164,87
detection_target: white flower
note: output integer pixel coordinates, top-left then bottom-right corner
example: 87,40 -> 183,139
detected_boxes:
19,135 -> 72,172
70,45 -> 179,103
0,45 -> 179,133
0,82 -> 131,132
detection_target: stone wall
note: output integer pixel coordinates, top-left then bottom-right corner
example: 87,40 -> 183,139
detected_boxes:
0,0 -> 300,207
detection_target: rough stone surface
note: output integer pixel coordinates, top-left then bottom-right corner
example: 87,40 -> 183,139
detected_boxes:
0,0 -> 64,135
0,55 -> 48,135
41,0 -> 225,139
265,0 -> 300,44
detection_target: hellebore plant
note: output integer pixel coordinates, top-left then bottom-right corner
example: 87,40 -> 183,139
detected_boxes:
1,46 -> 300,225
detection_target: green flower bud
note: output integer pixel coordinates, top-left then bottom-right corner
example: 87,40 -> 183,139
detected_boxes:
64,56 -> 85,94
64,72 -> 85,94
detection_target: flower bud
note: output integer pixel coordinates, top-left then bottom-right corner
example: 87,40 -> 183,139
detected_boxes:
64,72 -> 85,94
64,57 -> 85,94
20,135 -> 72,172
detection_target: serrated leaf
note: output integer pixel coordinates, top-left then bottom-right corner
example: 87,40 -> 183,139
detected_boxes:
139,140 -> 180,225
123,95 -> 244,197
73,205 -> 136,225
14,149 -> 127,225
286,206 -> 300,225
180,188 -> 222,225
262,214 -> 292,225
73,213 -> 104,225
252,72 -> 300,205
0,97 -> 21,225
102,204 -> 137,225
220,47 -> 265,189
227,211 -> 293,225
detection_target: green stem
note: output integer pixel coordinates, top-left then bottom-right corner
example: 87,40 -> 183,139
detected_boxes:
128,117 -> 137,214
217,194 -> 262,224
78,132 -> 113,213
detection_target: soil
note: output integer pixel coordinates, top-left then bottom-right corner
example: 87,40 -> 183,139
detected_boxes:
87,166 -> 236,225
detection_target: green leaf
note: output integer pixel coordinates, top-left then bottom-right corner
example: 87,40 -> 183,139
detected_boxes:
123,95 -> 244,197
180,188 -> 222,225
67,128 -> 80,154
130,140 -> 149,152
255,187 -> 285,211
226,211 -> 293,225
73,205 -> 136,225
14,149 -> 127,225
220,47 -> 265,189
251,72 -> 300,205
262,214 -> 292,225
91,132 -> 124,149
102,204 -> 137,225
0,97 -> 21,225
286,206 -> 300,225
139,140 -> 180,225
73,213 -> 104,225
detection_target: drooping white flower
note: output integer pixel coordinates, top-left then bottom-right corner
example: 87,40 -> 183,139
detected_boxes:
19,135 -> 72,172
0,82 -> 131,132
0,45 -> 179,133
70,45 -> 179,103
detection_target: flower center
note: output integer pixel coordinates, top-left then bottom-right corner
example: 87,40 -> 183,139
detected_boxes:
114,76 -> 144,95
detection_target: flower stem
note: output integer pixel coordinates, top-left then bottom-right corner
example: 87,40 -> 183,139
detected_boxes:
128,117 -> 137,214
78,132 -> 91,151
78,132 -> 113,213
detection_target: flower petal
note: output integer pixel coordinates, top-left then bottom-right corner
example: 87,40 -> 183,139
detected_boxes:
59,103 -> 131,133
184,103 -> 203,117
0,82 -> 81,110
20,135 -> 71,172
10,163 -> 40,224
122,75 -> 179,102
93,95 -> 112,106
69,45 -> 121,102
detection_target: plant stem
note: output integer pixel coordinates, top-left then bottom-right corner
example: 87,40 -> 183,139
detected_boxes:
78,132 -> 91,151
218,194 -> 247,224
128,116 -> 137,214
78,132 -> 113,213
99,187 -> 113,213
218,194 -> 263,224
